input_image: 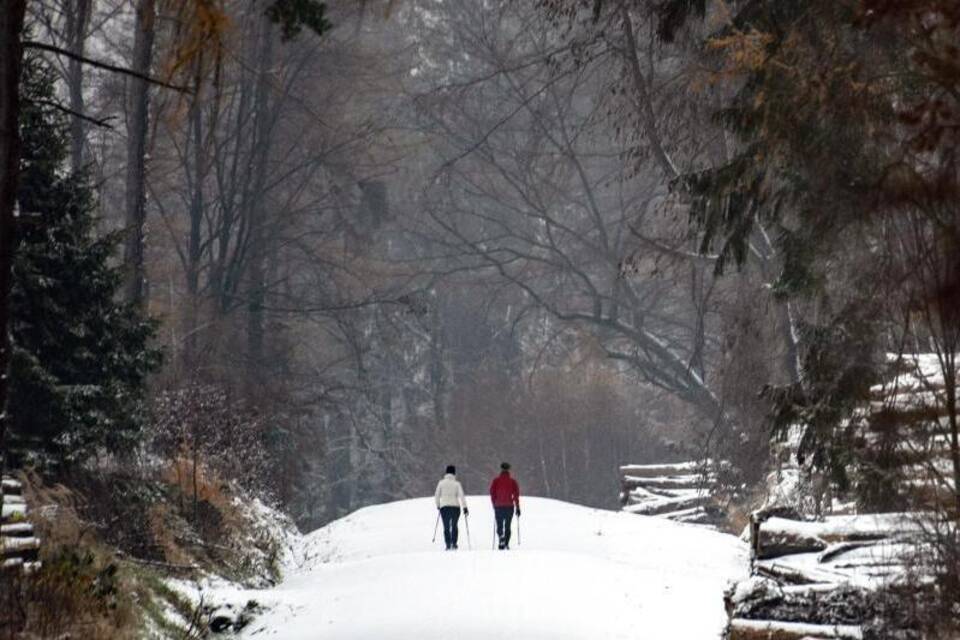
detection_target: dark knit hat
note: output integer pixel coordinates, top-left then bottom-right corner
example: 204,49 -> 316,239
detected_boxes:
445,465 -> 456,475
500,462 -> 510,471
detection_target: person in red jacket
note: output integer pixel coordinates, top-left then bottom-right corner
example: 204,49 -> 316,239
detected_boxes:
489,462 -> 520,550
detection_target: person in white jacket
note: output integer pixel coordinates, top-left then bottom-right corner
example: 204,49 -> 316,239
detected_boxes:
435,465 -> 468,550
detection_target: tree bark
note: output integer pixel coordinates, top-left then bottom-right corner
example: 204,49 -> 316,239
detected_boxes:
0,0 -> 27,531
123,0 -> 156,308
183,57 -> 205,371
66,0 -> 92,174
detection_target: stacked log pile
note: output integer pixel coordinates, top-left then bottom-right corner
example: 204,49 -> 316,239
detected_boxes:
1,476 -> 40,573
619,461 -> 725,525
861,354 -> 957,514
723,355 -> 952,639
725,509 -> 922,640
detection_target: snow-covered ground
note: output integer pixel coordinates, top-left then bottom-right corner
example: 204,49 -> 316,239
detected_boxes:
213,496 -> 747,639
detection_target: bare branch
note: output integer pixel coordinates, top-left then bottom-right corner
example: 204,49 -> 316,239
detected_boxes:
23,41 -> 191,93
25,97 -> 115,128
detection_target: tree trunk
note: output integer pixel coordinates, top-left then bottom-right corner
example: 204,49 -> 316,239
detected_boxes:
429,294 -> 447,432
619,4 -> 678,180
183,57 -> 205,371
943,353 -> 960,517
244,13 -> 275,383
192,433 -> 199,526
0,0 -> 26,530
66,0 -> 92,174
123,0 -> 156,308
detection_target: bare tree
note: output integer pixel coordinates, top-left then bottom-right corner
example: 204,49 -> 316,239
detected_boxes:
412,0 -> 725,421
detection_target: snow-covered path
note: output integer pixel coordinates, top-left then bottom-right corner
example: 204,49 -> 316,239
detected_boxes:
237,497 -> 748,639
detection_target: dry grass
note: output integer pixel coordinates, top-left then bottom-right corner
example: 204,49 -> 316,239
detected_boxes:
724,501 -> 754,537
0,457 -> 282,639
147,502 -> 194,567
163,452 -> 229,507
161,455 -> 249,552
0,471 -> 139,640
18,469 -> 90,549
155,455 -> 281,585
719,482 -> 775,536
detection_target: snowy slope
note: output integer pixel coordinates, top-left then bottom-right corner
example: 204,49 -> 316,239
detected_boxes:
222,496 -> 747,640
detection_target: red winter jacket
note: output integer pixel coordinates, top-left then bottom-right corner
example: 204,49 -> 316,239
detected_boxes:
489,472 -> 520,508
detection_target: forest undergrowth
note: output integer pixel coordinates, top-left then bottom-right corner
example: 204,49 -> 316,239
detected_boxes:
0,457 -> 285,639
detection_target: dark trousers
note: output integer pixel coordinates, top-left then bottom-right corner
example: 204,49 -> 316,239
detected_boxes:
494,506 -> 514,548
440,506 -> 461,548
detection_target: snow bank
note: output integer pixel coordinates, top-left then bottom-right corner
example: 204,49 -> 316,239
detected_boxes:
155,495 -> 304,635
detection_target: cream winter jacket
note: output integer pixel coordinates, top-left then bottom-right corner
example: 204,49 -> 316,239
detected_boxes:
434,474 -> 467,509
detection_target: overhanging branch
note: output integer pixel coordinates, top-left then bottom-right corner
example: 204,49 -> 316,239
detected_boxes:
24,41 -> 191,93
26,98 -> 115,128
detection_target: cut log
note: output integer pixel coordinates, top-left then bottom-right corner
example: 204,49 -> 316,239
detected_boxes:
618,461 -> 709,478
731,574 -> 884,627
621,475 -> 708,490
754,514 -> 925,560
1,557 -> 40,572
624,484 -> 682,500
625,487 -> 706,506
670,505 -> 726,525
760,515 -> 921,545
755,523 -> 827,560
1,502 -> 26,522
728,619 -> 862,640
753,562 -> 834,586
670,506 -> 714,522
623,493 -> 713,516
817,541 -> 880,564
1,477 -> 22,495
2,536 -> 40,557
0,522 -> 34,537
621,460 -> 727,526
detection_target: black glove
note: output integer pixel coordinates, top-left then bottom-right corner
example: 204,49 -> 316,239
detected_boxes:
437,507 -> 442,512
463,508 -> 469,516
515,507 -> 521,517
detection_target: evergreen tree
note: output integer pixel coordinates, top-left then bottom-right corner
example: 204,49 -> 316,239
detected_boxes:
266,0 -> 330,40
655,0 -> 960,492
9,56 -> 162,465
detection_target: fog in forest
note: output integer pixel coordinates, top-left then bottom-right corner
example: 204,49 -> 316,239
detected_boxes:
2,1 -> 959,637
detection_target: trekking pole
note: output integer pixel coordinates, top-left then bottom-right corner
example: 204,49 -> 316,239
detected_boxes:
464,513 -> 472,550
432,511 -> 440,544
492,520 -> 496,550
517,513 -> 521,546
